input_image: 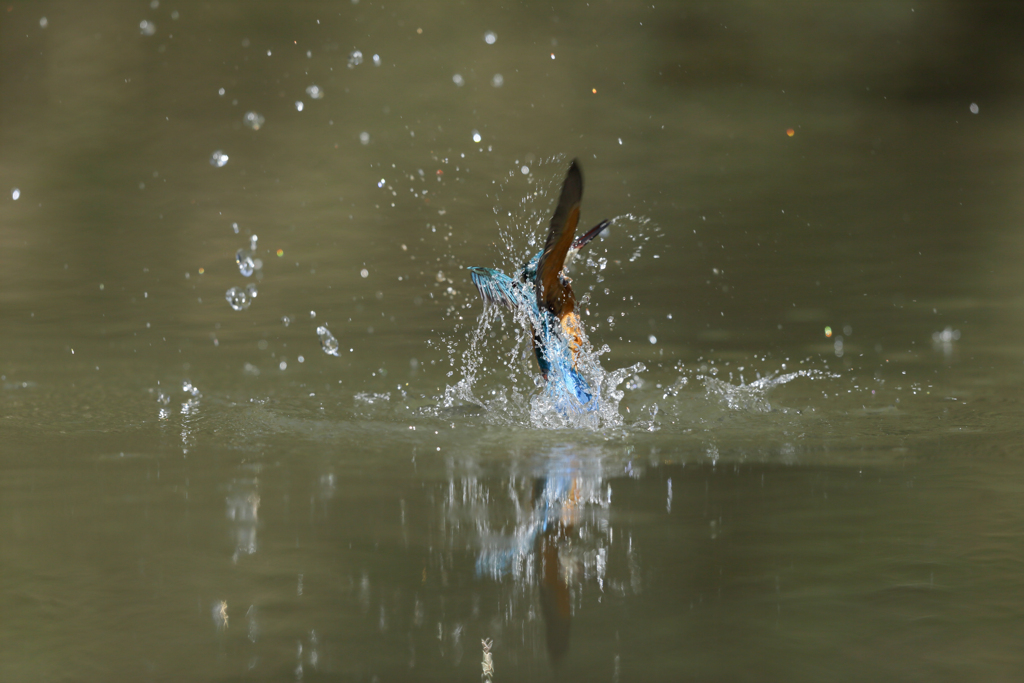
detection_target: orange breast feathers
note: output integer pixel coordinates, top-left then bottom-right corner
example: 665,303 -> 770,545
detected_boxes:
560,312 -> 585,369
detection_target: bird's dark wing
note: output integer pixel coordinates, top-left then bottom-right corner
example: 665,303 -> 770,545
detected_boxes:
536,159 -> 583,318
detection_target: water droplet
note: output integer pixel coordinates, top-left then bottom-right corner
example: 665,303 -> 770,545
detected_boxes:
471,130 -> 482,143
348,50 -> 363,68
310,310 -> 316,318
139,20 -> 156,36
225,286 -> 251,311
282,316 -> 291,327
218,87 -> 226,96
520,165 -> 529,175
246,282 -> 258,298
360,268 -> 369,278
295,101 -> 304,112
39,17 -> 48,28
11,188 -> 20,201
483,31 -> 497,44
372,54 -> 381,66
359,131 -> 370,145
243,111 -> 265,130
377,178 -> 385,188
491,73 -> 504,87
452,74 -> 464,86
649,334 -> 657,344
232,222 -> 239,233
305,84 -> 324,99
210,150 -> 229,167
970,102 -> 979,114
317,326 -> 340,356
279,360 -> 287,370
236,249 -> 255,277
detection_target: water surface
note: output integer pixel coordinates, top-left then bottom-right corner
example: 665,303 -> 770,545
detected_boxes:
3,2 -> 1024,680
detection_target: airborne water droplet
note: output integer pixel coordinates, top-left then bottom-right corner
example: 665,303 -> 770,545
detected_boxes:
236,249 -> 255,277
225,286 -> 251,311
243,111 -> 265,130
210,150 -> 229,167
317,326 -> 340,356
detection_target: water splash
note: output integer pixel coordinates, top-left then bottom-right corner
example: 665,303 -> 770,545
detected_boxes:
430,159 -> 658,430
702,368 -> 837,412
355,392 -> 390,404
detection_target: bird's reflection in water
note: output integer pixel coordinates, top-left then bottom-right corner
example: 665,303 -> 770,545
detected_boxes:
533,476 -> 576,663
472,446 -> 614,666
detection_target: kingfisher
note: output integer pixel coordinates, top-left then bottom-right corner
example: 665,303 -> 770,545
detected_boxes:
468,159 -> 609,415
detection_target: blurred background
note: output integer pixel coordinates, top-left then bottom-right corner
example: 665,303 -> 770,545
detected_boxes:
3,1 -> 1024,680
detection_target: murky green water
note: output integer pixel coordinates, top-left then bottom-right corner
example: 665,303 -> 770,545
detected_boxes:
3,2 -> 1024,680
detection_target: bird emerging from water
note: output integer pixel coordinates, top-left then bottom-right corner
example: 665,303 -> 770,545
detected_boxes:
468,159 -> 610,415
